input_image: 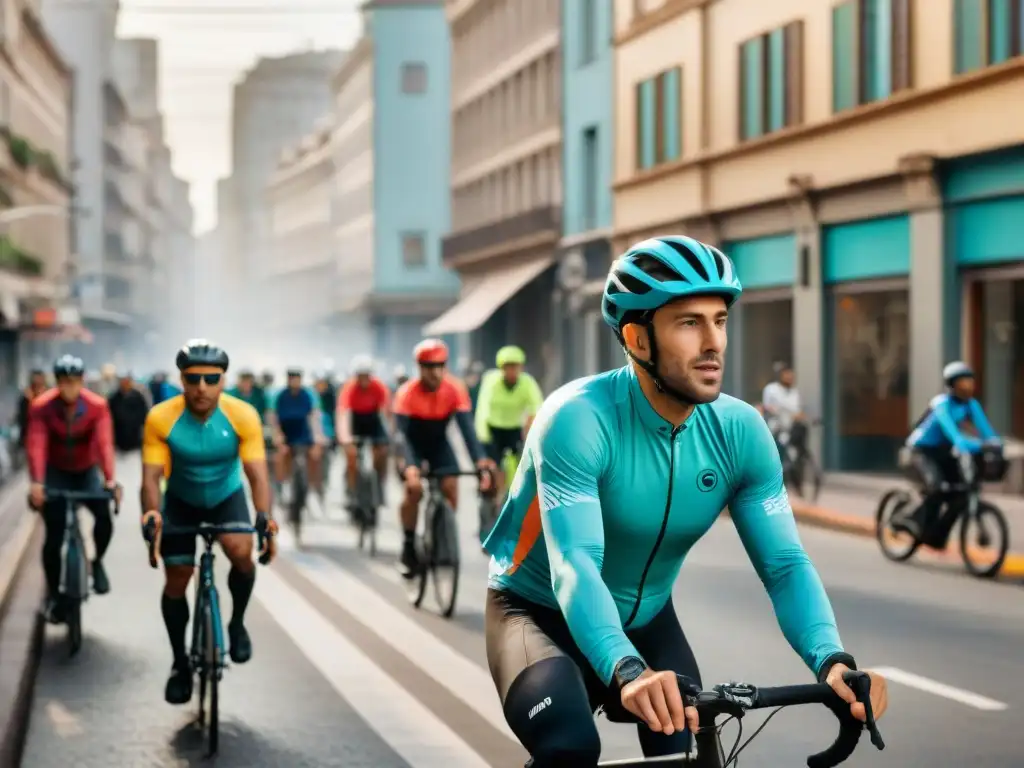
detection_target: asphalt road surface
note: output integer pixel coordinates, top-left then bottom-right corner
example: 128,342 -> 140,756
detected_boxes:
19,454 -> 1024,766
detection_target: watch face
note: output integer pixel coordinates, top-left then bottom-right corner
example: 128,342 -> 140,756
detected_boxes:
619,658 -> 645,682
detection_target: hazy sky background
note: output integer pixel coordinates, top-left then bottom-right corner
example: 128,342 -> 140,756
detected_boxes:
116,1 -> 363,233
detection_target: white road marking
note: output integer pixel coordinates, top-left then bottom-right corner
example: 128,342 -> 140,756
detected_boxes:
869,666 -> 1009,711
287,552 -> 516,740
256,567 -> 489,767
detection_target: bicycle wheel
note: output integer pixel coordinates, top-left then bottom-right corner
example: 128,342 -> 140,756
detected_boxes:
478,495 -> 499,544
875,489 -> 922,562
960,501 -> 1009,578
291,465 -> 307,543
203,601 -> 220,756
193,590 -> 207,725
64,541 -> 84,657
430,501 -> 461,618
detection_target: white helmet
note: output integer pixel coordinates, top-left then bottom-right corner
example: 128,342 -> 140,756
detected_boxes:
942,361 -> 974,387
350,354 -> 374,375
393,364 -> 407,379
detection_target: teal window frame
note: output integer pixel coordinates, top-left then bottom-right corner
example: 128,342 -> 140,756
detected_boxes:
954,0 -> 1023,74
832,0 -> 912,112
634,66 -> 681,171
739,21 -> 803,141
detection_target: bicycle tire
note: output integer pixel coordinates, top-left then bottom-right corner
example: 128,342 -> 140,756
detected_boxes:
960,501 -> 1009,578
204,600 -> 220,756
64,542 -> 84,656
430,500 -> 461,619
291,464 -> 307,541
193,588 -> 207,725
875,489 -> 922,562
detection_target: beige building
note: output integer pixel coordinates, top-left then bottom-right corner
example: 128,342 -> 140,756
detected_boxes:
265,118 -> 337,356
429,0 -> 562,383
614,0 -> 1024,471
0,0 -> 72,327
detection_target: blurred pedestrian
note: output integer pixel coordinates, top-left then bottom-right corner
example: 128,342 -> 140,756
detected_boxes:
108,372 -> 149,453
16,368 -> 47,456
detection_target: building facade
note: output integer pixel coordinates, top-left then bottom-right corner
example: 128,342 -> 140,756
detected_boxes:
556,0 -> 617,382
219,51 -> 342,350
266,120 -> 336,361
613,0 -> 1024,471
0,0 -> 74,391
427,0 -> 562,386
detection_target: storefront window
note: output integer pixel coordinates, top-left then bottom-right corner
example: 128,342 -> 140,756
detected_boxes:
739,299 -> 793,404
975,278 -> 1024,437
830,289 -> 909,471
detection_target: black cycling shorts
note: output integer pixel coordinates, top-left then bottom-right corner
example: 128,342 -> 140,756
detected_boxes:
160,488 -> 251,566
485,425 -> 521,465
485,588 -> 704,766
351,412 -> 389,444
397,439 -> 459,478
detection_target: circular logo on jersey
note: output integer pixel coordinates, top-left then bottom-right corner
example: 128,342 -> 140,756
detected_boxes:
696,469 -> 719,492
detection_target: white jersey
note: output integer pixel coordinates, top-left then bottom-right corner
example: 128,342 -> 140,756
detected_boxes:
761,381 -> 801,432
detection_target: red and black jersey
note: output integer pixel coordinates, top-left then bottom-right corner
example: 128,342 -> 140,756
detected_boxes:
392,375 -> 483,465
26,388 -> 116,482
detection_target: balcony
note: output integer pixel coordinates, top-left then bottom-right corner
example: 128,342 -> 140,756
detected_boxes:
442,205 -> 561,267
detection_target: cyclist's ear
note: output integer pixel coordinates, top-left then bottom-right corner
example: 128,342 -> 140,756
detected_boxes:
622,324 -> 650,361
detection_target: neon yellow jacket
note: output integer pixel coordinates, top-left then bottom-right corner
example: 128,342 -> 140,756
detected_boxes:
475,369 -> 543,442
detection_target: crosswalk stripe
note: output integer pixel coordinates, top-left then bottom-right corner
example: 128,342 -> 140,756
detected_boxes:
256,566 -> 490,767
286,551 -> 517,741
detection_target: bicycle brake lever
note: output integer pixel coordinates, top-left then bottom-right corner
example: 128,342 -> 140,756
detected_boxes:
848,673 -> 885,750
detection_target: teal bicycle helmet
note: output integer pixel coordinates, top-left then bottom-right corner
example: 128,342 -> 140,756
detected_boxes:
601,235 -> 742,332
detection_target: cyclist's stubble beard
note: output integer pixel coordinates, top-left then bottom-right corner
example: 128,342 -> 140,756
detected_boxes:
421,366 -> 443,390
656,351 -> 723,405
185,382 -> 220,418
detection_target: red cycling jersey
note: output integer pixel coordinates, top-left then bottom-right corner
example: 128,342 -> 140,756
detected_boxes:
337,376 -> 391,415
393,375 -> 471,421
26,388 -> 116,483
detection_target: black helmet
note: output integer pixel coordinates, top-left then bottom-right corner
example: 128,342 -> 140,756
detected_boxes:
286,367 -> 303,378
175,339 -> 229,372
53,354 -> 84,378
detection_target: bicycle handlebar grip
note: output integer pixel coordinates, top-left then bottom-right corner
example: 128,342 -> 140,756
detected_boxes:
142,519 -> 159,569
256,520 -> 273,565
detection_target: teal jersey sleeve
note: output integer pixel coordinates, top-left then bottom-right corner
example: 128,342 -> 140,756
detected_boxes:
729,410 -> 845,677
535,398 -> 641,685
968,398 -> 998,442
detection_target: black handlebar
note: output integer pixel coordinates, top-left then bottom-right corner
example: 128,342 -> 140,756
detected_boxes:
142,519 -> 273,568
43,485 -> 122,516
681,671 -> 884,767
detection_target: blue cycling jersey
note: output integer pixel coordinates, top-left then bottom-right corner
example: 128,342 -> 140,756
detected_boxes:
270,386 -> 318,445
484,365 -> 844,685
906,393 -> 998,453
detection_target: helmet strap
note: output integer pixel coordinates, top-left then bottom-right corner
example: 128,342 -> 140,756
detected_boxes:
621,320 -> 702,409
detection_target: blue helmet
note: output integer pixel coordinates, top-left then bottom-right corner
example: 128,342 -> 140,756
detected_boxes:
601,236 -> 742,331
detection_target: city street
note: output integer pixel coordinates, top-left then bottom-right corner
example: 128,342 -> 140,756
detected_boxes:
19,455 -> 1024,767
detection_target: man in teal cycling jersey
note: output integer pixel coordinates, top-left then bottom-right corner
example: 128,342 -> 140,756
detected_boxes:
902,360 -> 1002,543
483,236 -> 887,766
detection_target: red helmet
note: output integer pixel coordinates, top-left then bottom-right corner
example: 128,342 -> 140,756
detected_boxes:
414,338 -> 449,365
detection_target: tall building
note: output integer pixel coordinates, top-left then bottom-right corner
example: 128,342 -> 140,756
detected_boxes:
428,0 -> 562,386
217,50 -> 342,352
42,0 -> 139,362
614,0 -> 1024,471
555,0 -> 616,382
0,0 -> 74,391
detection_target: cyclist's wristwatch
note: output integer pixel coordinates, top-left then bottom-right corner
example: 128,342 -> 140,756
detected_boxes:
612,656 -> 648,691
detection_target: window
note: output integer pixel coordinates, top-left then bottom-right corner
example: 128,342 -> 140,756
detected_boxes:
400,62 -> 427,94
401,232 -> 426,267
832,0 -> 912,113
954,0 -> 1024,74
634,67 -> 681,171
739,21 -> 804,141
580,0 -> 598,65
581,126 -> 599,230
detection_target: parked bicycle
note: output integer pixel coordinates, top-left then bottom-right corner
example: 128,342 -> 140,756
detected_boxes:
781,418 -> 823,504
875,444 -> 1009,577
143,519 -> 272,756
44,486 -> 120,656
351,438 -> 381,556
404,468 -> 487,618
588,670 -> 883,767
478,442 -> 521,544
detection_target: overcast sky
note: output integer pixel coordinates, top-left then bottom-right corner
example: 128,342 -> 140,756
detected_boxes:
116,1 -> 363,233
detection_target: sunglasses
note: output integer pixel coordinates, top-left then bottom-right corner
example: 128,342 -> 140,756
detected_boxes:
419,362 -> 446,370
183,373 -> 222,386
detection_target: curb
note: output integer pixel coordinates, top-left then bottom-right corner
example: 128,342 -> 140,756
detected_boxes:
789,500 -> 1024,580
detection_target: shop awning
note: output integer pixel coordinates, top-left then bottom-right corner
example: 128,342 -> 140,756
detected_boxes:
423,255 -> 553,336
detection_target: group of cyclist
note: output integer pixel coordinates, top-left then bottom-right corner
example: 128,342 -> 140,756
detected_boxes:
22,233 -> 954,766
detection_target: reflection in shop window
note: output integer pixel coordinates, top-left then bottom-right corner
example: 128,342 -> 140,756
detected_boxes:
832,290 -> 909,471
740,299 -> 793,404
976,278 -> 1024,437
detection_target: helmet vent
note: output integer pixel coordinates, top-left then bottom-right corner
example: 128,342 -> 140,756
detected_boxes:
661,240 -> 709,281
633,253 -> 687,284
614,269 -> 653,295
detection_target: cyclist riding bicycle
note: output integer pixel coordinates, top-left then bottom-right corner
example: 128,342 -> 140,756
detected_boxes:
393,339 -> 494,576
482,236 -> 887,766
26,355 -> 121,622
761,361 -> 805,447
267,367 -> 327,503
902,360 -> 1002,543
475,345 -> 543,499
337,355 -> 391,508
226,369 -> 268,423
140,340 -> 277,706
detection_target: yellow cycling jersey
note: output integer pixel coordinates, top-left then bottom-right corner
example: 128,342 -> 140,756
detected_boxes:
475,369 -> 543,441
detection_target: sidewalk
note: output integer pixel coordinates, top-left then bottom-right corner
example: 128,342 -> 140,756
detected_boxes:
788,475 -> 1024,579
